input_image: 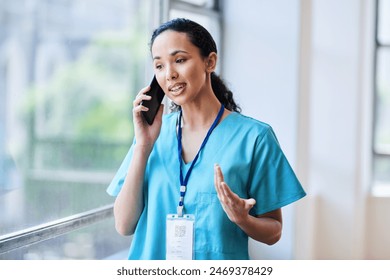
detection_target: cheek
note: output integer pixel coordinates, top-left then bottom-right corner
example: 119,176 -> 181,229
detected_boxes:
155,73 -> 166,88
186,65 -> 206,85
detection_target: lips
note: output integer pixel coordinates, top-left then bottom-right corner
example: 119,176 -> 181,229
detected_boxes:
168,83 -> 186,93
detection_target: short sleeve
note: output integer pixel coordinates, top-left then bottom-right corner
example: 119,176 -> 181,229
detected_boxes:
106,143 -> 135,197
248,128 -> 306,215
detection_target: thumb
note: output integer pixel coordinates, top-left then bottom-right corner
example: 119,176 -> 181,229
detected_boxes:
244,198 -> 256,211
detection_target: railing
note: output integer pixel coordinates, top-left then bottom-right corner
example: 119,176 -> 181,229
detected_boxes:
0,204 -> 114,254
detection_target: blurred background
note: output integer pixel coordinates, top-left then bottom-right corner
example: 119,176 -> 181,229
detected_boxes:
0,0 -> 389,260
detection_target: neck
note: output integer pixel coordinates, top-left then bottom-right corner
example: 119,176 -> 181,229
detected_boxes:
181,94 -> 222,130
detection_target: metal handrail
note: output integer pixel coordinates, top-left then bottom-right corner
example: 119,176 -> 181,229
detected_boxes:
0,204 -> 114,254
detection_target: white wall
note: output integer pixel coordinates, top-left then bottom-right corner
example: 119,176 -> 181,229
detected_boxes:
222,0 -> 302,259
296,0 -> 369,259
222,0 -> 390,259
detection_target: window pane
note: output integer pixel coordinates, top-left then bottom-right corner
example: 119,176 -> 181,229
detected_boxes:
177,0 -> 216,8
375,47 -> 390,154
0,217 -> 131,260
373,156 -> 390,182
378,0 -> 390,45
0,0 -> 150,236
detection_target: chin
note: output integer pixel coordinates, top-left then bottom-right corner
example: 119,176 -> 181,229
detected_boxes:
167,95 -> 186,106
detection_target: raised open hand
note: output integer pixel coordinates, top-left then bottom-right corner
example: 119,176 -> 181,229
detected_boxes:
214,164 -> 256,225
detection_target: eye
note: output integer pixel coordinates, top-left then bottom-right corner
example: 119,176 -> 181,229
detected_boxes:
176,58 -> 185,63
154,64 -> 163,70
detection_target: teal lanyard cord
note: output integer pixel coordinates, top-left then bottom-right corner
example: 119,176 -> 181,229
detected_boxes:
176,104 -> 225,216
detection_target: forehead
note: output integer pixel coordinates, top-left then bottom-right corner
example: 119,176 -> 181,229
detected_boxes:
151,30 -> 199,58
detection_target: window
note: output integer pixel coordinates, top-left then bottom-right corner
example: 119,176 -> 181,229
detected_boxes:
0,0 -> 152,259
0,0 -> 222,259
373,0 -> 390,188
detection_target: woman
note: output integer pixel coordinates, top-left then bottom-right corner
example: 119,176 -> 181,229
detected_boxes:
107,18 -> 306,260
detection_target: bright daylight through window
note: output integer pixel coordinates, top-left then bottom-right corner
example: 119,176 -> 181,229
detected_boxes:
0,0 -> 150,259
0,0 -> 220,260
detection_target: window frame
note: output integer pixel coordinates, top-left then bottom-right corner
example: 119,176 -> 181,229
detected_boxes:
373,0 -> 390,190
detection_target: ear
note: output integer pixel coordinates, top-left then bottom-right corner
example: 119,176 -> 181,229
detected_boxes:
205,52 -> 217,73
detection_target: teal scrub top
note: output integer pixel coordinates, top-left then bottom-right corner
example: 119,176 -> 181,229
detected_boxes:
107,112 -> 306,260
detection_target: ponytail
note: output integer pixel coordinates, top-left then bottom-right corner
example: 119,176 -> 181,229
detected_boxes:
211,73 -> 241,113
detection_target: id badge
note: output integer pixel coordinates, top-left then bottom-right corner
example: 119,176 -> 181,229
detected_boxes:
166,214 -> 195,260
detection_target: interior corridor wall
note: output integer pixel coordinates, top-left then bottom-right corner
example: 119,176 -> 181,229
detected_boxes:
222,0 -> 390,260
294,0 -> 389,259
221,0 -> 302,259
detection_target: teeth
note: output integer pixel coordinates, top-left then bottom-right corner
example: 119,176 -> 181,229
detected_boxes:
171,84 -> 184,92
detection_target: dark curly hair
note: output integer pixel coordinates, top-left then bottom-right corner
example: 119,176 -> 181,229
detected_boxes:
150,18 -> 241,113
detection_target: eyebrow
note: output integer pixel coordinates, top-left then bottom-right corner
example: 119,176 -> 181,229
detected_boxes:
153,50 -> 189,60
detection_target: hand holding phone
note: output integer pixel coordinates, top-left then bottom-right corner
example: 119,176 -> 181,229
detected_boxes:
141,76 -> 165,125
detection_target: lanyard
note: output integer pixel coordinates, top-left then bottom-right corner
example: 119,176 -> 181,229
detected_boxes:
176,104 -> 225,216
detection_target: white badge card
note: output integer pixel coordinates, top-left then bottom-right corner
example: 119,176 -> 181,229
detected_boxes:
166,214 -> 195,260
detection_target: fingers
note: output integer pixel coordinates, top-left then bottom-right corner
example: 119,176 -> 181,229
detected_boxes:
214,164 -> 224,199
219,181 -> 256,209
219,181 -> 230,197
246,198 -> 256,207
214,164 -> 235,202
213,164 -> 257,224
214,164 -> 224,188
133,86 -> 152,114
214,164 -> 255,208
245,198 -> 256,211
220,182 -> 238,202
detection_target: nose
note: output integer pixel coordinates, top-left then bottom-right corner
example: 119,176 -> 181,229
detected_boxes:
166,65 -> 178,81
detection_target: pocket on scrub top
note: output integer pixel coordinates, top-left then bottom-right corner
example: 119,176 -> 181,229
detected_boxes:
195,192 -> 244,255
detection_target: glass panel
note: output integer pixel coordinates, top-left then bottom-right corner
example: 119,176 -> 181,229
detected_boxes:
0,217 -> 131,260
0,0 -> 151,236
177,0 -> 215,8
373,156 -> 390,183
378,0 -> 390,45
374,48 -> 390,154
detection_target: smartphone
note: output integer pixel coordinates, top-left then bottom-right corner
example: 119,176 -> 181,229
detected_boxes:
141,76 -> 165,125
